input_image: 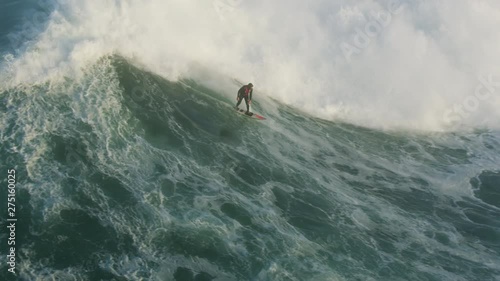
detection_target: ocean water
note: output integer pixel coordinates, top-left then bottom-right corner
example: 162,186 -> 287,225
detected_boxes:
1,1 -> 500,281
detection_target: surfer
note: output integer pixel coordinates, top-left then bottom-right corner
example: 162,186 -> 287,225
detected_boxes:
235,83 -> 253,114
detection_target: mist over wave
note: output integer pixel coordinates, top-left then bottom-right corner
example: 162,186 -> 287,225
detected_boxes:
2,0 -> 500,130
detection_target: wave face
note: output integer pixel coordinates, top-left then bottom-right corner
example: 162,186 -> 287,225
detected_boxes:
1,55 -> 499,280
2,0 -> 500,131
1,1 -> 500,280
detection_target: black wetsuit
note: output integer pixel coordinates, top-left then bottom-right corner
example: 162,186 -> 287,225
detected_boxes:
236,85 -> 253,112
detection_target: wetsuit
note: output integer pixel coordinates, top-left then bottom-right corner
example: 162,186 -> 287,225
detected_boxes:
235,85 -> 253,113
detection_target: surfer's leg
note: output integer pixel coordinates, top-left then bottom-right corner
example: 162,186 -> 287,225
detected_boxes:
236,97 -> 242,108
244,97 -> 249,112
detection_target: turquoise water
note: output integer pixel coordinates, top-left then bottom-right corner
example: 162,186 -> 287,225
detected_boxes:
1,1 -> 499,280
1,55 -> 499,280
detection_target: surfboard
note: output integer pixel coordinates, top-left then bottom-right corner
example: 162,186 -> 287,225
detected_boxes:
236,109 -> 266,120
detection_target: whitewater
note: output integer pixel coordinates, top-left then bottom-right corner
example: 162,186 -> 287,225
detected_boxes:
0,0 -> 499,280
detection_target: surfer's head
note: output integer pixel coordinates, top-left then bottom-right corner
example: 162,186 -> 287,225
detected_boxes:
248,83 -> 253,88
